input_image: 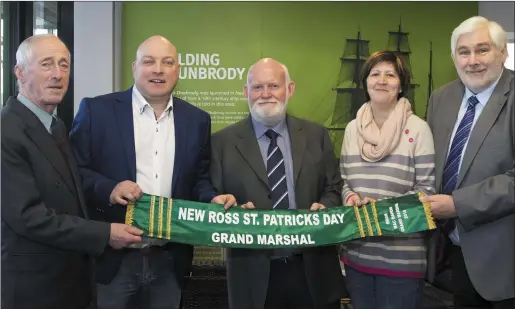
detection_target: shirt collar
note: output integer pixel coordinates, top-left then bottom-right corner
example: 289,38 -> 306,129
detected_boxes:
252,116 -> 288,139
17,93 -> 54,132
132,85 -> 174,115
464,69 -> 503,108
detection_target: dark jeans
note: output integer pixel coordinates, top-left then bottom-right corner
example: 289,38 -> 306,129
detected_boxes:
344,265 -> 424,309
451,245 -> 514,309
96,247 -> 181,309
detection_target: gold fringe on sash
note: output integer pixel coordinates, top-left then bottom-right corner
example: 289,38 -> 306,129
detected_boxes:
125,201 -> 135,225
417,191 -> 436,230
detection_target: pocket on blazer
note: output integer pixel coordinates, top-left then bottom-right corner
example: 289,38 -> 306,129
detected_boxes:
5,253 -> 55,272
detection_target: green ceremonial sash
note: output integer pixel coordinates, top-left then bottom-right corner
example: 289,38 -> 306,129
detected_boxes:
125,192 -> 436,248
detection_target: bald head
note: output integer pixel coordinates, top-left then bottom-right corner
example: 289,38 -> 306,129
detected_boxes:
132,35 -> 180,104
135,35 -> 177,62
247,58 -> 290,84
244,58 -> 295,127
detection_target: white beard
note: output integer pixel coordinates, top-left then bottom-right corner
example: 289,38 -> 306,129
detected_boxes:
249,98 -> 288,127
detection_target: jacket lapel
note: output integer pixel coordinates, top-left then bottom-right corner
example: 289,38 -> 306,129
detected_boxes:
435,83 -> 465,190
10,99 -> 77,195
113,89 -> 137,181
235,117 -> 269,187
171,99 -> 187,195
60,134 -> 90,217
456,70 -> 512,187
286,115 -> 306,186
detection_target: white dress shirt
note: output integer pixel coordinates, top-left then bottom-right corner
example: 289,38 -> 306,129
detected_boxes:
132,86 -> 175,247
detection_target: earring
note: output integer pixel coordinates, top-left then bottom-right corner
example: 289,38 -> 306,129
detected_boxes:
399,89 -> 402,93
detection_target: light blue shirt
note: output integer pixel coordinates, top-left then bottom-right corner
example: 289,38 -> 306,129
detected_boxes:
448,71 -> 503,245
17,94 -> 54,133
252,117 -> 297,209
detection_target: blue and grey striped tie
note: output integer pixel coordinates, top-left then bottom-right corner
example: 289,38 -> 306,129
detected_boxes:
441,95 -> 479,237
265,129 -> 289,209
442,95 -> 480,195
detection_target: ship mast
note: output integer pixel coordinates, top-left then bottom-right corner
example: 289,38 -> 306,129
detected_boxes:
425,41 -> 434,119
428,41 -> 433,98
326,29 -> 370,156
386,19 -> 418,113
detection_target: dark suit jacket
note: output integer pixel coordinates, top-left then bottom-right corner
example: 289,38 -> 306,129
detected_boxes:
426,69 -> 514,301
210,115 -> 345,309
1,98 -> 110,309
69,87 -> 218,285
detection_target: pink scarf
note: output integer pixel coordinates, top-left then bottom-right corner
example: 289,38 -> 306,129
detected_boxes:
355,97 -> 413,162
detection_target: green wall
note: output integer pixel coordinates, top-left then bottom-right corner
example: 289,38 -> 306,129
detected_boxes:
122,1 -> 477,152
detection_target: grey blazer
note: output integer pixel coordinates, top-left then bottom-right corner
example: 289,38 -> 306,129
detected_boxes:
426,69 -> 514,301
210,115 -> 345,309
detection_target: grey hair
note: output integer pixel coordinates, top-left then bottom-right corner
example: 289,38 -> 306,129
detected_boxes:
16,34 -> 70,70
246,60 -> 291,85
451,16 -> 507,57
15,34 -> 70,89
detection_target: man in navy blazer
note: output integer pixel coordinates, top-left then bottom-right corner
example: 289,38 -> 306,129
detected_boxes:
70,35 -> 235,309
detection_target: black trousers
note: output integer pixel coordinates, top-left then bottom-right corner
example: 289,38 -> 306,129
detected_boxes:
451,245 -> 514,309
264,255 -> 315,309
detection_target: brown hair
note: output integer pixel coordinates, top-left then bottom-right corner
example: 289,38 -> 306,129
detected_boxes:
360,51 -> 411,102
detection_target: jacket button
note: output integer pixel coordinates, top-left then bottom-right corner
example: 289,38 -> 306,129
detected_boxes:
55,182 -> 61,188
268,193 -> 272,199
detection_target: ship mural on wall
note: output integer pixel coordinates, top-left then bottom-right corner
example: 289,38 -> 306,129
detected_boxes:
325,21 -> 434,154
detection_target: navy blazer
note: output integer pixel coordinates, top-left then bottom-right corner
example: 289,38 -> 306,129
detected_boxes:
69,87 -> 217,224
